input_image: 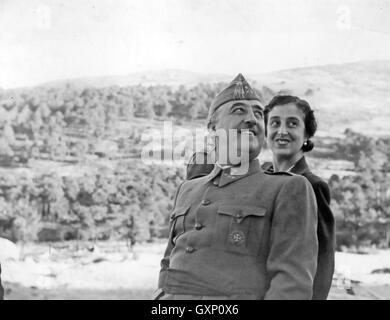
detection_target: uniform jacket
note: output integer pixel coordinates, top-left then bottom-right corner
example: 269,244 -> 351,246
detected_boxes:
158,159 -> 318,300
186,153 -> 336,300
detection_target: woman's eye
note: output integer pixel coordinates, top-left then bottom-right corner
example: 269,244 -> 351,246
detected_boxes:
288,121 -> 298,127
270,121 -> 279,127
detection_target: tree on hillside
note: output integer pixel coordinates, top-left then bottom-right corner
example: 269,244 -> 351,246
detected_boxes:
330,136 -> 390,248
3,123 -> 15,145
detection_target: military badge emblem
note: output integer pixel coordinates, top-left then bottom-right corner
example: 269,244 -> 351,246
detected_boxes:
228,230 -> 246,246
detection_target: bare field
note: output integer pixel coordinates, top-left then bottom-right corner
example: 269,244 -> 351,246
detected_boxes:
2,240 -> 390,300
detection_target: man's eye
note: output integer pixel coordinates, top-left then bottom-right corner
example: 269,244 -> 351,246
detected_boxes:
233,107 -> 244,113
254,111 -> 263,118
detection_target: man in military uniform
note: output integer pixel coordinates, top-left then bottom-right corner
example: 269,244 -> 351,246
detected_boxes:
155,74 -> 318,300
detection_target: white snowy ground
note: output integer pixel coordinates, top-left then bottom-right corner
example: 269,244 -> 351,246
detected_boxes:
1,240 -> 390,299
2,241 -> 162,292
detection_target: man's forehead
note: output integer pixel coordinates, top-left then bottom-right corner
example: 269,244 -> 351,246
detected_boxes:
223,100 -> 264,109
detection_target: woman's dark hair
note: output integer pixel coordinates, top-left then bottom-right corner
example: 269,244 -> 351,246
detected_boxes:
264,95 -> 317,152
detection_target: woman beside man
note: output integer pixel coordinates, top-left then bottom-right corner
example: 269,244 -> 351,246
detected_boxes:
186,94 -> 335,300
261,95 -> 335,300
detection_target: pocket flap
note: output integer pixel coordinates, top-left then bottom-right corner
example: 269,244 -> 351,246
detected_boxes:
170,205 -> 190,220
217,205 -> 266,219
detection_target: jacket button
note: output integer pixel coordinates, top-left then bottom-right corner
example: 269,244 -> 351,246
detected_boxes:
213,180 -> 219,186
236,213 -> 243,219
194,223 -> 203,230
186,246 -> 195,253
201,199 -> 211,206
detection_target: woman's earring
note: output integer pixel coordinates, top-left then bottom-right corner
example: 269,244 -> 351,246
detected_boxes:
303,140 -> 308,147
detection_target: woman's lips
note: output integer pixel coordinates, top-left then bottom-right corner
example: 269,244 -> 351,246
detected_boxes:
275,138 -> 290,146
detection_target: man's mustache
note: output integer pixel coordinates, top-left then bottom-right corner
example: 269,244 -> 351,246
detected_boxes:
237,125 -> 260,136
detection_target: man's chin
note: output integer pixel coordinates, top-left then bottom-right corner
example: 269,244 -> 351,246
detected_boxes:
239,147 -> 261,163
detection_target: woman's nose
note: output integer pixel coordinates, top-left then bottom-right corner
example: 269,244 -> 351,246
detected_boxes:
277,122 -> 288,134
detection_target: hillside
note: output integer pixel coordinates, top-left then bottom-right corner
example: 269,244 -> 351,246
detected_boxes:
38,60 -> 390,136
251,60 -> 390,136
40,69 -> 228,89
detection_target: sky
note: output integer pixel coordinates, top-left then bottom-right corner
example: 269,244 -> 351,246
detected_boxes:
1,0 -> 390,88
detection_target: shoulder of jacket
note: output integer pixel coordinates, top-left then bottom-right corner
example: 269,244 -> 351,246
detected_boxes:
303,172 -> 328,187
264,171 -> 296,177
181,174 -> 208,187
187,151 -> 209,163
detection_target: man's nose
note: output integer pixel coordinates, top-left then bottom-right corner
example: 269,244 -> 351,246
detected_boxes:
244,109 -> 257,126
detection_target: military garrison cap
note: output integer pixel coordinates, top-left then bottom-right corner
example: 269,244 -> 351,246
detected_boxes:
207,73 -> 262,119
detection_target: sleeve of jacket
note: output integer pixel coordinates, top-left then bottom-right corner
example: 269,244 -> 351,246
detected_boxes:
312,180 -> 335,300
264,176 -> 318,300
157,182 -> 184,289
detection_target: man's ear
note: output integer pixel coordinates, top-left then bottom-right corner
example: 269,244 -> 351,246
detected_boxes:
208,126 -> 216,134
207,129 -> 216,141
207,121 -> 216,132
206,128 -> 217,152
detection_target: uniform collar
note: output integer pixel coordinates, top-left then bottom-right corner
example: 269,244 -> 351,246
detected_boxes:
206,159 -> 261,187
205,165 -> 223,182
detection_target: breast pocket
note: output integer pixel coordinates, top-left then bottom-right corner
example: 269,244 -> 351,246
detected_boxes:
214,205 -> 267,256
169,205 -> 190,245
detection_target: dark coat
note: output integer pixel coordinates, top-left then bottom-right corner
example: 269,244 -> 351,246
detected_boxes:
158,159 -> 318,299
290,157 -> 335,300
0,264 -> 4,300
262,156 -> 336,300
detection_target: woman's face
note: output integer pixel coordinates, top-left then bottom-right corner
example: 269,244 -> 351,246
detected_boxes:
266,103 -> 307,160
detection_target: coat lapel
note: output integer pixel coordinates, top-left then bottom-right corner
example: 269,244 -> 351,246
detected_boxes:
290,156 -> 311,175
